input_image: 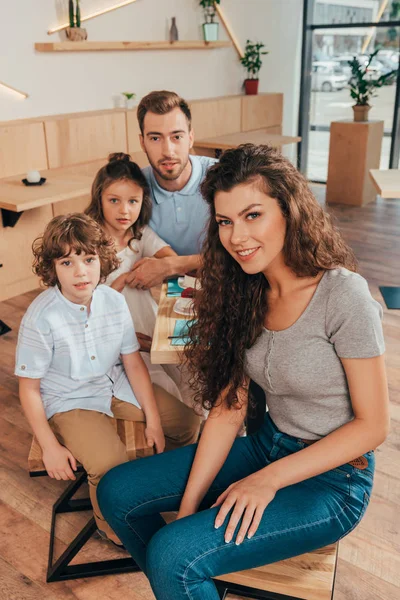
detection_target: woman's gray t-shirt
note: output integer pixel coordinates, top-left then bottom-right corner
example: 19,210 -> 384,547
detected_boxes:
244,268 -> 385,440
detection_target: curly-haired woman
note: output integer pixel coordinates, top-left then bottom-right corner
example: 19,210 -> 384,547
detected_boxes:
98,145 -> 389,599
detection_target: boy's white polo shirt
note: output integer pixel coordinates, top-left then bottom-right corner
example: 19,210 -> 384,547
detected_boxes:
15,285 -> 141,420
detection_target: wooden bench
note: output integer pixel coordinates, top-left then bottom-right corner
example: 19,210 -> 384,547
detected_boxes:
214,543 -> 338,600
29,419 -> 153,582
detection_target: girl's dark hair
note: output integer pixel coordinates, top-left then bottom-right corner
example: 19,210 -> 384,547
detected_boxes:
184,144 -> 357,413
85,152 -> 152,247
32,213 -> 120,287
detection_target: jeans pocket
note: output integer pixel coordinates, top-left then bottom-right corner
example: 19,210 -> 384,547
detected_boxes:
337,491 -> 370,541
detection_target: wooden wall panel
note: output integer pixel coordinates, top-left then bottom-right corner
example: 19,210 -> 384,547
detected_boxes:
52,195 -> 91,217
0,123 -> 48,178
0,206 -> 52,301
44,112 -> 127,168
241,94 -> 283,132
126,109 -> 143,154
190,97 -> 241,139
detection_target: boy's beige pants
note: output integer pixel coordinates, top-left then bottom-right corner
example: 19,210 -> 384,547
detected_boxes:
49,385 -> 200,543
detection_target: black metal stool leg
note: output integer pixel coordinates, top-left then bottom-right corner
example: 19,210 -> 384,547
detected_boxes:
46,471 -> 139,582
0,319 -> 11,336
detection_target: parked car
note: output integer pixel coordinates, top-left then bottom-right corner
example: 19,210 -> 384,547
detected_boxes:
335,53 -> 395,83
311,61 -> 348,92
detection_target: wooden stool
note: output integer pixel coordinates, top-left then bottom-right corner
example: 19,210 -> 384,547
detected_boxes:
29,419 -> 153,582
214,543 -> 338,600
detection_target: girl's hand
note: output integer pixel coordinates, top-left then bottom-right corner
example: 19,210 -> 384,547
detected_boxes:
110,273 -> 128,293
137,332 -> 152,353
42,442 -> 77,481
211,470 -> 278,544
145,422 -> 165,454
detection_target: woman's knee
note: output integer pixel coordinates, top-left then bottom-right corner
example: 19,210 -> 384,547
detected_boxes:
147,524 -> 189,585
97,460 -> 139,522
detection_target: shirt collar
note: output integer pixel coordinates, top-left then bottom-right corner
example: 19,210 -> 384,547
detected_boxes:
54,285 -> 95,317
151,156 -> 202,204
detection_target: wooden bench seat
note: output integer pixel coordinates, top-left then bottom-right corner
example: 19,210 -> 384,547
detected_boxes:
28,418 -> 152,475
215,543 -> 338,600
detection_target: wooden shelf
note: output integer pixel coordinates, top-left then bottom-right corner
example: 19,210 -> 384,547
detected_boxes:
35,41 -> 231,52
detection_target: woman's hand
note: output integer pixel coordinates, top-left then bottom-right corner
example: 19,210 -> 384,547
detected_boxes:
42,441 -> 77,481
212,469 -> 278,544
137,332 -> 152,353
145,421 -> 165,454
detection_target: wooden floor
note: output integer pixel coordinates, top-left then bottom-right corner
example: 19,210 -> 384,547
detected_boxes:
0,188 -> 399,600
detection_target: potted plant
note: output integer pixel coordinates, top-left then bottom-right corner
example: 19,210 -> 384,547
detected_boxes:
348,49 -> 396,122
122,92 -> 136,109
240,40 -> 268,95
200,0 -> 220,42
66,0 -> 87,41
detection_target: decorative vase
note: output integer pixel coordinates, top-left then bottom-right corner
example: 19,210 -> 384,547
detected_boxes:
202,22 -> 219,42
125,97 -> 135,109
244,79 -> 259,95
352,104 -> 371,122
170,17 -> 179,42
66,26 -> 87,41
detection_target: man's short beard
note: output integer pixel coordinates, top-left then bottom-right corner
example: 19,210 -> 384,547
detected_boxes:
149,156 -> 189,182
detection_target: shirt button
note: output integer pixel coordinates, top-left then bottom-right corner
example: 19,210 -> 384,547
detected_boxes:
20,365 -> 26,370
177,207 -> 182,211
80,307 -> 85,312
85,324 -> 88,328
91,355 -> 96,360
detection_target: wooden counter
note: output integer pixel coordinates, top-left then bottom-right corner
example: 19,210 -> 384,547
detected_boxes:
193,128 -> 301,154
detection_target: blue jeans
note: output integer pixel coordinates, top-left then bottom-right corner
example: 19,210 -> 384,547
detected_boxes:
97,414 -> 374,600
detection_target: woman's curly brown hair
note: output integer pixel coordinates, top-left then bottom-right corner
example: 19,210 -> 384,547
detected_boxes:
32,213 -> 120,287
184,144 -> 357,413
85,152 -> 152,249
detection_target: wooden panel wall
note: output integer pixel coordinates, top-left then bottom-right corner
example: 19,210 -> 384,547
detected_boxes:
0,123 -> 48,179
189,96 -> 242,139
44,110 -> 128,168
126,108 -> 143,154
241,93 -> 283,132
0,206 -> 51,301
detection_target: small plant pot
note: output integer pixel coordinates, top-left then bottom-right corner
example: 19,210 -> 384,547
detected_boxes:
202,22 -> 219,42
352,104 -> 371,122
244,79 -> 259,95
66,27 -> 87,41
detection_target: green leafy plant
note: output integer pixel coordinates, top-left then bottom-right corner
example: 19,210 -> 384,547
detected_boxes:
199,0 -> 220,23
348,49 -> 396,106
68,0 -> 82,28
240,40 -> 268,80
122,92 -> 136,101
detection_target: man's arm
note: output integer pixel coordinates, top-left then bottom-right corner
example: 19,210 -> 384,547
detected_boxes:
125,254 -> 202,289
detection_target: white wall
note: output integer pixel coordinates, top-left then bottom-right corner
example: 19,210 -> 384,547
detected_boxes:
0,0 -> 303,138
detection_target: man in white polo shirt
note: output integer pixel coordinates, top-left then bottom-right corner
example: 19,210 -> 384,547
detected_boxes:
126,90 -> 216,290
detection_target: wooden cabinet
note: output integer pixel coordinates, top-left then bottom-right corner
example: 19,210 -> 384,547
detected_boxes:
326,120 -> 384,206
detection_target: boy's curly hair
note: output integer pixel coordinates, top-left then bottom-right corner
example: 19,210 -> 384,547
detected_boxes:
32,213 -> 120,287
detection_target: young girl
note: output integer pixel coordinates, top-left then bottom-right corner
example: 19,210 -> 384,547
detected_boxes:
85,153 -> 200,442
97,144 -> 389,599
15,213 -> 165,545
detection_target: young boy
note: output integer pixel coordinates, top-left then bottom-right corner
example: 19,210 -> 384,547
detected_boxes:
15,213 -> 165,544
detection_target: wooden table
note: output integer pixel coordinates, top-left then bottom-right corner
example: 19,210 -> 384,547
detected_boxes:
369,169 -> 400,198
193,129 -> 301,155
0,160 -> 104,213
151,283 -> 189,365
